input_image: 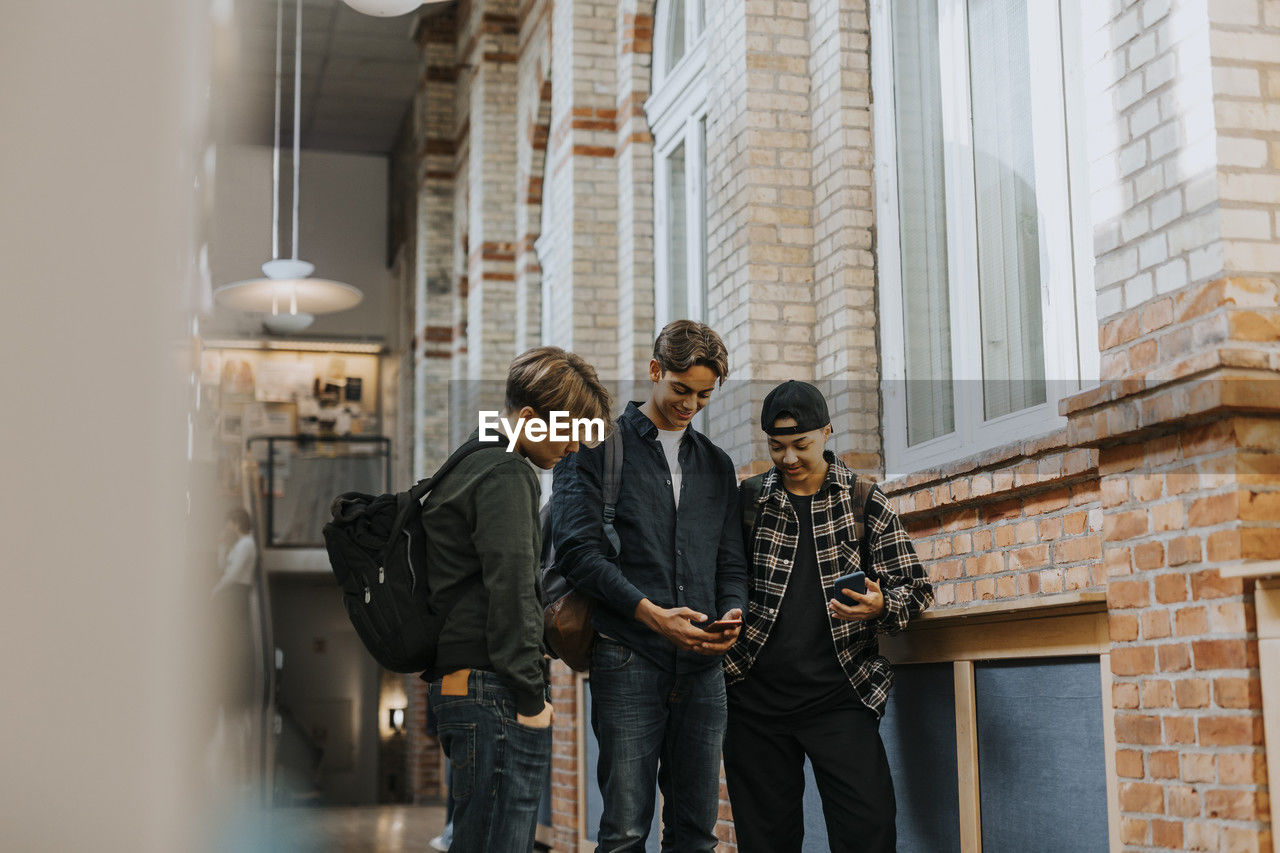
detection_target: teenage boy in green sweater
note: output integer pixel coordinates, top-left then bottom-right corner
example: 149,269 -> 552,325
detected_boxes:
423,346 -> 612,853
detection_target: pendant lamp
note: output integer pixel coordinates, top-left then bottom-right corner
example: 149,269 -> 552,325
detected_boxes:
342,0 -> 451,17
214,0 -> 362,334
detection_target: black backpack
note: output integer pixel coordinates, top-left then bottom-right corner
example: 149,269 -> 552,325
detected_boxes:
323,436 -> 495,673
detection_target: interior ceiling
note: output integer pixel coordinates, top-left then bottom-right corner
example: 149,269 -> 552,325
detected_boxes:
229,0 -> 440,155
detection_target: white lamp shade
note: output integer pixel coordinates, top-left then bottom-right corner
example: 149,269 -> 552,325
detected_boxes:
263,312 -> 315,334
214,277 -> 364,314
341,0 -> 439,16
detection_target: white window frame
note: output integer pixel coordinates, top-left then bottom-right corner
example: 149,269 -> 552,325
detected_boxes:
871,0 -> 1098,476
647,0 -> 708,333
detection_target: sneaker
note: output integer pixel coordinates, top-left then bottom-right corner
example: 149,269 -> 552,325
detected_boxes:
428,834 -> 449,852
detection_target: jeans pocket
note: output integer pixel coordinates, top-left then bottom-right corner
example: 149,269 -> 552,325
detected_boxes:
591,639 -> 633,673
437,722 -> 477,801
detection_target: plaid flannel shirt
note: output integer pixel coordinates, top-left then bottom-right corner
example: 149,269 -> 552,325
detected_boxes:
724,453 -> 933,717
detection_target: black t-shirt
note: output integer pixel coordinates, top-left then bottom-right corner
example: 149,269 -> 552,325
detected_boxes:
729,489 -> 858,716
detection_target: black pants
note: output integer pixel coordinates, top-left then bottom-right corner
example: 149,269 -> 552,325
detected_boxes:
723,701 -> 896,853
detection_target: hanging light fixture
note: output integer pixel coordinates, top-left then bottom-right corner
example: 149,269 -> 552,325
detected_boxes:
341,0 -> 451,17
214,0 -> 362,334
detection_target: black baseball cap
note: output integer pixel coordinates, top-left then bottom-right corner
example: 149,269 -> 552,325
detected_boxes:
760,380 -> 830,436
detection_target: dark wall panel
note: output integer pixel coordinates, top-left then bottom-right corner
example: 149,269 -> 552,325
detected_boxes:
975,658 -> 1108,852
880,663 -> 961,853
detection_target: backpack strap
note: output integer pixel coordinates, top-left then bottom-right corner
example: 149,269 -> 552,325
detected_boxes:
851,476 -> 878,577
409,435 -> 500,506
739,472 -> 766,553
600,424 -> 624,559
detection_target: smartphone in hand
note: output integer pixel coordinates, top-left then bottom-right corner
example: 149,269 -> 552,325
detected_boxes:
697,617 -> 743,633
833,571 -> 866,606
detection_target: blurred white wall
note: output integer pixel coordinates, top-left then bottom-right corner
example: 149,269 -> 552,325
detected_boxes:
0,1 -> 212,850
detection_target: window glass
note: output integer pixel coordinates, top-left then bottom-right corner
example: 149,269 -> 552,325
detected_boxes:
665,0 -> 686,74
666,142 -> 688,321
967,0 -> 1047,418
697,116 -> 707,317
892,0 -> 953,445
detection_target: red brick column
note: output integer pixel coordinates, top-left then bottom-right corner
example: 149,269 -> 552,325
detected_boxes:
1064,277 -> 1280,848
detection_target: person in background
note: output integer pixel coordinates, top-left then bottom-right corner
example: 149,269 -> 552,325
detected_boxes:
724,381 -> 933,853
551,321 -> 748,852
424,346 -> 612,853
213,507 -> 256,598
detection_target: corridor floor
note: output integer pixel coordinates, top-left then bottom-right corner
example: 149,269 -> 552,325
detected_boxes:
242,804 -> 448,852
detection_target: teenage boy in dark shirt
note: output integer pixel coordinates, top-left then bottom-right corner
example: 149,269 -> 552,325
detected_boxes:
423,346 -> 612,853
551,321 -> 748,853
724,380 -> 933,853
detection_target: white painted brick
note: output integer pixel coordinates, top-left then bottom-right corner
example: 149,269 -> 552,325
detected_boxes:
1139,233 -> 1169,269
1129,99 -> 1161,137
1128,32 -> 1158,68
1121,206 -> 1151,242
1148,120 -> 1180,160
1216,101 -> 1280,134
1114,73 -> 1145,111
1208,0 -> 1260,25
1098,247 -> 1140,287
1218,136 -> 1270,168
1221,208 -> 1274,241
1142,0 -> 1172,27
1168,213 -> 1218,255
1224,240 -> 1280,272
1132,162 -> 1166,201
1143,52 -> 1176,93
1113,8 -> 1141,46
1150,191 -> 1184,229
1211,66 -> 1261,99
1119,139 -> 1149,176
1125,271 -> 1155,304
1155,258 -> 1189,294
1209,31 -> 1280,65
1221,172 -> 1280,204
1097,285 -> 1125,318
1189,242 -> 1224,281
1184,171 -> 1218,213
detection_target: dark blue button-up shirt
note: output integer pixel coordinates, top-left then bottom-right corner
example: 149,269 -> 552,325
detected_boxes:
550,401 -> 749,673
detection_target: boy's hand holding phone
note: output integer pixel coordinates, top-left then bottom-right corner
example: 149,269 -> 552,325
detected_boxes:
694,608 -> 743,654
828,575 -> 885,622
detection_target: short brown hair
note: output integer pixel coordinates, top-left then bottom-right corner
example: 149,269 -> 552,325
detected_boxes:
505,346 -> 613,426
652,320 -> 730,383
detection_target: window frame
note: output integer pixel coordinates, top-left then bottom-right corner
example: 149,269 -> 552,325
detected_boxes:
871,0 -> 1098,476
648,0 -> 708,333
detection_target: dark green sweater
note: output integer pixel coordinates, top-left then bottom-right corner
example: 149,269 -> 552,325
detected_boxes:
421,444 -> 546,715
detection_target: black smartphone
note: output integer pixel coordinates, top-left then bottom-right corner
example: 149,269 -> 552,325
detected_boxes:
833,571 -> 866,606
697,617 -> 743,633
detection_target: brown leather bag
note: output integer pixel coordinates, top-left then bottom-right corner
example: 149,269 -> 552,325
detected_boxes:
540,423 -> 621,672
543,589 -> 596,672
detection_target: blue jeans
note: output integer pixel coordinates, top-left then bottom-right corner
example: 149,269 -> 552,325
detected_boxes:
428,670 -> 551,853
590,639 -> 727,853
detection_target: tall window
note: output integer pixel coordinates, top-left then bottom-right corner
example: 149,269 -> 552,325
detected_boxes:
648,0 -> 708,331
872,0 -> 1097,474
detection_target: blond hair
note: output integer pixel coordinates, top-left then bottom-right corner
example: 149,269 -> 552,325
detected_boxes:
652,320 -> 730,384
505,346 -> 613,425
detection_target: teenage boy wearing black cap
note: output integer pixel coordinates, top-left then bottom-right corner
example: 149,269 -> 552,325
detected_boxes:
723,380 -> 933,853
